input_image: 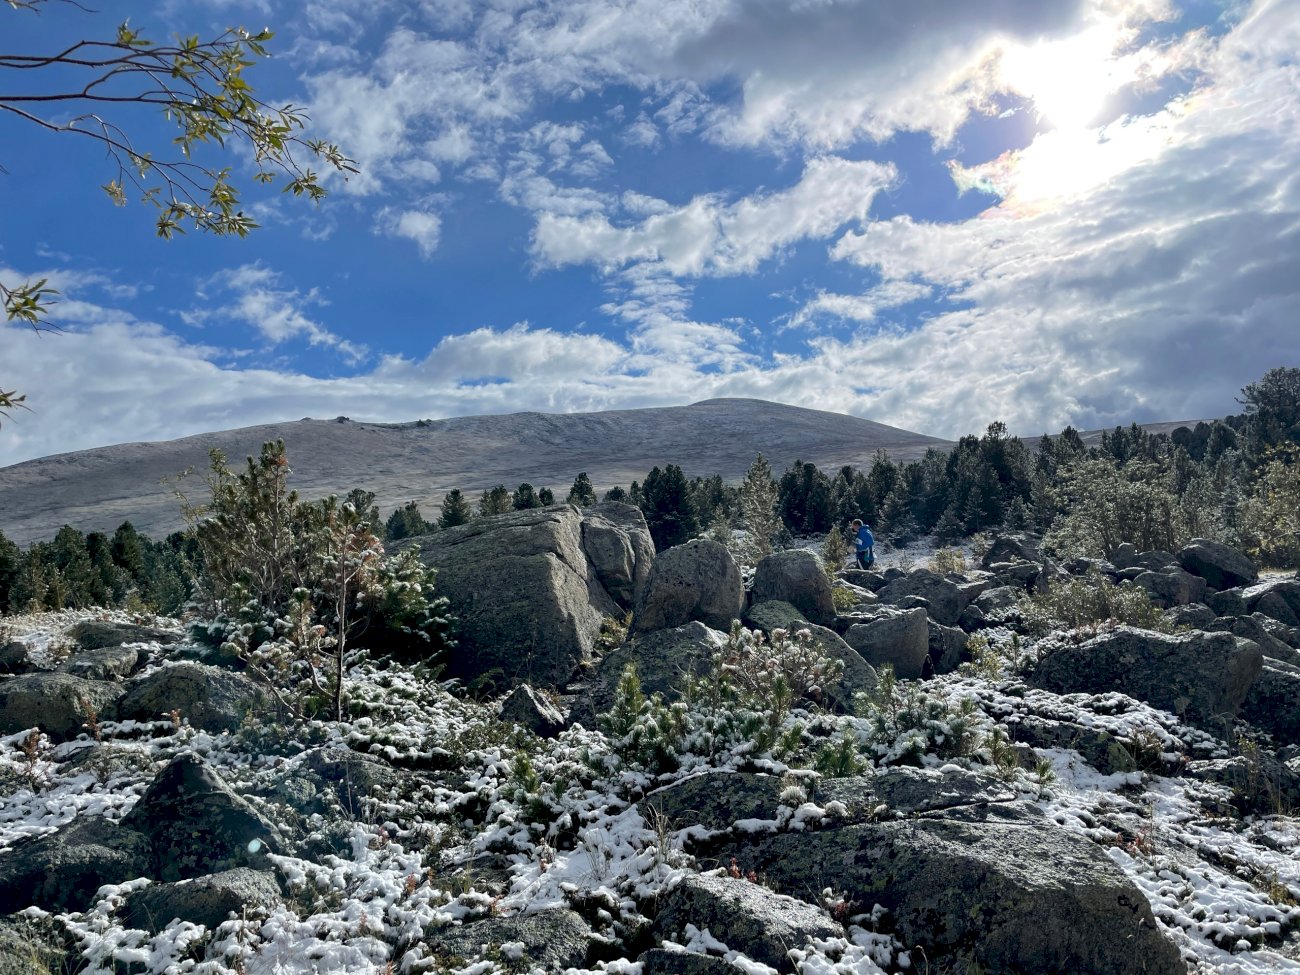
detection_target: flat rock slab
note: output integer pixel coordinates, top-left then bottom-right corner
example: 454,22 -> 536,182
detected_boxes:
730,818 -> 1183,975
0,816 -> 151,914
121,868 -> 282,932
654,874 -> 842,973
640,949 -> 745,974
429,909 -> 592,972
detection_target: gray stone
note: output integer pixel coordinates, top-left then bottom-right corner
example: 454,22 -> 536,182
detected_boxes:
990,560 -> 1045,592
1207,615 -> 1300,664
876,569 -> 968,625
581,501 -> 655,610
1112,542 -> 1138,569
0,672 -> 122,741
0,913 -> 71,975
1178,538 -> 1259,589
654,874 -> 842,973
69,620 -> 178,650
121,868 -> 282,933
499,684 -> 566,737
1244,578 -> 1300,620
303,748 -> 405,819
640,949 -> 745,974
1254,591 -> 1300,627
115,662 -> 267,732
979,534 -> 1042,568
430,909 -> 591,972
1208,588 -> 1248,617
973,586 -> 1021,614
1241,658 -> 1300,745
957,603 -> 988,632
1163,603 -> 1216,630
633,539 -> 744,634
398,506 -> 618,690
844,607 -> 929,678
838,569 -> 886,591
1186,756 -> 1300,816
642,772 -> 787,841
1132,550 -> 1178,571
122,755 -> 284,882
1133,569 -> 1192,608
569,622 -> 726,730
0,641 -> 36,675
60,643 -> 146,681
741,601 -> 878,709
0,816 -> 151,913
1031,627 -> 1263,730
729,817 -> 1183,975
927,619 -> 968,674
751,550 -> 835,626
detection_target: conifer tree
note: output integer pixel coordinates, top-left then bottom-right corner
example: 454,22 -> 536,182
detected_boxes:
478,485 -> 513,517
567,472 -> 598,507
438,490 -> 472,529
641,464 -> 698,550
538,487 -> 555,506
740,454 -> 781,564
513,482 -> 542,510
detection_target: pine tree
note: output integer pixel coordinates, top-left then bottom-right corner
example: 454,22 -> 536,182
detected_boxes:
0,530 -> 21,614
384,501 -> 429,541
567,472 -> 598,507
513,483 -> 542,510
740,454 -> 781,564
641,465 -> 698,550
439,490 -> 472,529
538,487 -> 555,506
603,485 -> 629,503
478,485 -> 513,517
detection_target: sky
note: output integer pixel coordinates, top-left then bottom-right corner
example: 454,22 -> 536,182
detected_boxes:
2,0 -> 1298,466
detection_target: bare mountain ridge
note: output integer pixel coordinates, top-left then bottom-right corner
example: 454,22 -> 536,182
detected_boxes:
0,398 -> 946,544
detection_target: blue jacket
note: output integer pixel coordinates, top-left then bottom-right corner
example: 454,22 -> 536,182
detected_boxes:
856,526 -> 874,551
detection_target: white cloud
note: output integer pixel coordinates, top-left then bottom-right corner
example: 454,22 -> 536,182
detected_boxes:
378,208 -> 443,259
787,282 -> 934,330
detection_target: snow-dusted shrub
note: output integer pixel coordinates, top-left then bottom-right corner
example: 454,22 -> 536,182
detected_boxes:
855,665 -> 987,766
1019,567 -> 1170,635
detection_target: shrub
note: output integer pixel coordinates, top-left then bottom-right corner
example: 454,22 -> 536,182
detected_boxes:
831,586 -> 859,614
1019,567 -> 1170,635
821,528 -> 852,578
854,666 -> 986,766
928,547 -> 967,575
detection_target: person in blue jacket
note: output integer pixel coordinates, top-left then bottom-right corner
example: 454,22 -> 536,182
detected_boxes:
852,519 -> 874,569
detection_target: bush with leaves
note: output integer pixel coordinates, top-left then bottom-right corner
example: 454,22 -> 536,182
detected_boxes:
820,527 -> 852,578
854,665 -> 987,766
186,441 -> 453,720
1018,567 -> 1170,636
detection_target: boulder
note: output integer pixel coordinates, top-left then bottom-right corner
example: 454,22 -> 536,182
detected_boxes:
837,569 -> 887,591
499,684 -> 566,738
303,748 -> 406,819
580,501 -> 655,610
729,817 -> 1183,975
1031,627 -> 1263,729
1162,603 -> 1216,629
633,539 -> 744,635
642,773 -> 787,841
1186,756 -> 1300,816
1178,539 -> 1258,589
1131,550 -> 1179,571
741,601 -> 877,708
0,672 -> 122,741
0,816 -> 151,913
121,868 -> 282,933
927,619 -> 968,674
398,506 -> 618,690
751,550 -> 835,626
60,643 -> 147,681
640,949 -> 745,974
973,585 -> 1021,614
653,874 -> 842,973
957,603 -> 988,632
430,909 -> 591,972
844,607 -> 929,678
876,569 -> 967,625
990,560 -> 1047,592
69,620 -> 178,650
979,534 -> 1042,568
1244,578 -> 1300,620
569,622 -> 726,729
122,755 -> 285,882
1207,588 -> 1248,617
0,640 -> 36,675
1240,658 -> 1300,745
1133,569 -> 1193,608
1111,543 -> 1138,569
1206,615 -> 1300,664
115,662 -> 267,732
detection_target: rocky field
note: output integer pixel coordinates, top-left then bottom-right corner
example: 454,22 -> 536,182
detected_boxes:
2,506 -> 1299,974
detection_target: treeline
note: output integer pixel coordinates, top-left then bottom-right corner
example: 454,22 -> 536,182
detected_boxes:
4,367 -> 1297,616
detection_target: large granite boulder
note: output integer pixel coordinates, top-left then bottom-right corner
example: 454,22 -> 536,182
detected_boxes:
1133,568 -> 1198,608
632,539 -> 744,635
0,640 -> 37,675
728,816 -> 1183,975
115,662 -> 267,732
1031,627 -> 1263,729
876,569 -> 968,625
1242,579 -> 1300,626
844,607 -> 929,678
927,619 -> 968,674
1178,539 -> 1258,589
499,684 -> 566,738
979,533 -> 1042,569
69,620 -> 179,651
1206,615 -> 1299,664
580,501 -> 655,610
569,622 -> 726,729
122,755 -> 285,882
0,672 -> 123,741
398,506 -> 619,690
429,909 -> 592,972
121,868 -> 283,933
1240,658 -> 1300,745
0,816 -> 151,913
751,550 -> 835,626
653,874 -> 842,973
60,643 -> 147,681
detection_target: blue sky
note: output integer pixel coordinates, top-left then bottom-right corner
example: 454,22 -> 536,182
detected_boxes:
2,0 -> 1298,466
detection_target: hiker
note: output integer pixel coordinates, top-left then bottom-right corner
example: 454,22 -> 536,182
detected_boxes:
852,518 -> 874,569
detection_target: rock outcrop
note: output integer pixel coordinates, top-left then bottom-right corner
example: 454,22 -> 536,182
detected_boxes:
750,550 -> 835,626
115,662 -> 267,731
632,539 -> 744,634
0,672 -> 122,741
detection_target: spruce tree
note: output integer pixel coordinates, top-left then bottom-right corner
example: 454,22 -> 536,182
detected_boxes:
567,472 -> 598,507
538,487 -> 555,506
513,483 -> 542,510
478,485 -> 513,517
439,490 -> 472,529
740,454 -> 781,564
641,464 -> 698,550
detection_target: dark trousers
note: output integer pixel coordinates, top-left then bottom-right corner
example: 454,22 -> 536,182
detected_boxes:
855,548 -> 874,569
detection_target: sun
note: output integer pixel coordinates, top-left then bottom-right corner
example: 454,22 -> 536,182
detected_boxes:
1001,30 -> 1119,132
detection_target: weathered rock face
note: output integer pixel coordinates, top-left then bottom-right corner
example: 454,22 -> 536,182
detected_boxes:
844,606 -> 929,678
1208,588 -> 1248,617
876,569 -> 968,626
70,620 -> 179,651
60,643 -> 147,681
499,684 -> 566,737
1031,627 -> 1263,729
1187,755 -> 1300,816
303,748 -> 406,819
0,914 -> 70,975
979,533 -> 1042,568
1178,538 -> 1259,589
123,755 -> 284,882
0,639 -> 37,674
729,817 -> 1183,975
1163,603 -> 1217,630
1243,579 -> 1300,626
430,909 -> 592,972
115,662 -> 267,732
751,550 -> 835,626
653,874 -> 842,973
632,539 -> 744,635
742,600 -> 878,708
581,501 -> 655,610
1240,658 -> 1300,745
569,622 -> 726,729
0,816 -> 151,913
927,619 -> 968,674
973,585 -> 1021,614
639,949 -> 744,974
1133,568 -> 1200,608
1207,615 -> 1299,664
399,506 -> 620,690
0,672 -> 123,741
121,868 -> 283,933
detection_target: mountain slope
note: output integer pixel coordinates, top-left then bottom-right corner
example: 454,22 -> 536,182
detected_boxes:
0,398 -> 947,544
